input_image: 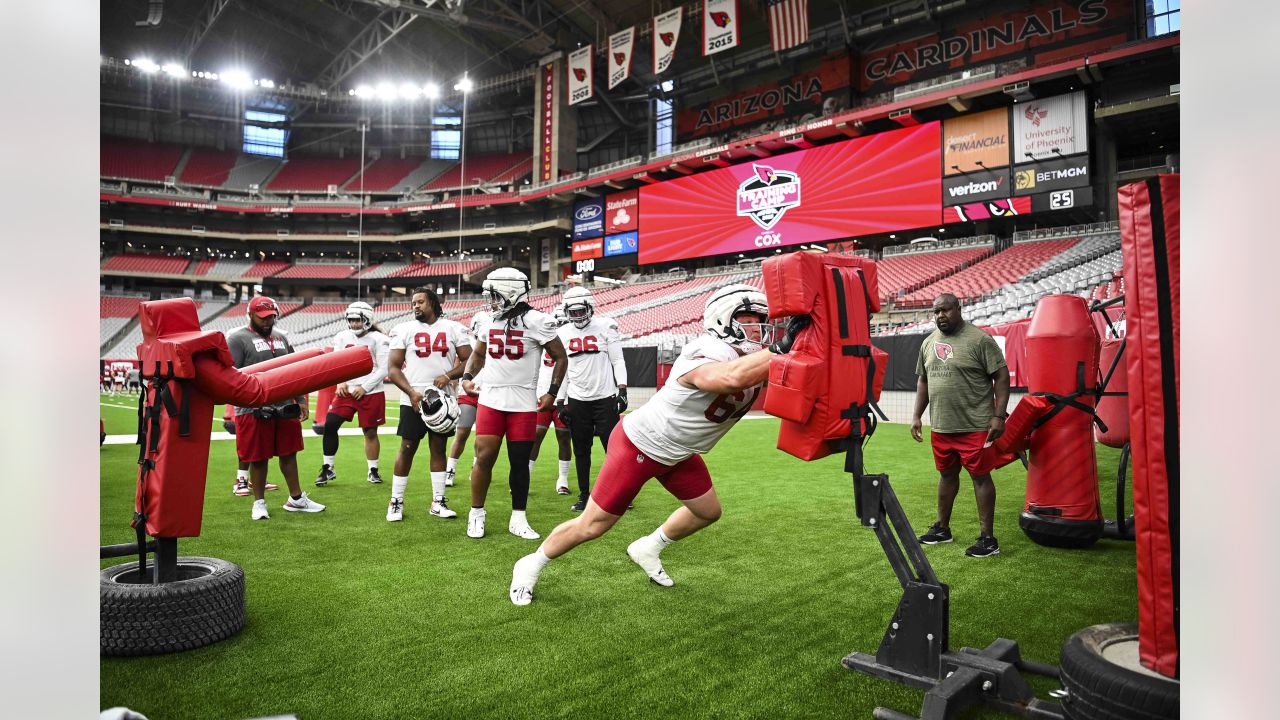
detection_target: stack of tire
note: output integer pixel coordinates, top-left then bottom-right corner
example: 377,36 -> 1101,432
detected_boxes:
1059,624 -> 1178,719
100,557 -> 245,656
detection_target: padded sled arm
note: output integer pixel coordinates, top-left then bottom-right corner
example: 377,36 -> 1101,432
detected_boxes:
191,346 -> 373,407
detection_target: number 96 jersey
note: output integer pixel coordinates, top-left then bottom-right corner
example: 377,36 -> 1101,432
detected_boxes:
623,334 -> 762,466
388,317 -> 470,393
477,309 -> 560,412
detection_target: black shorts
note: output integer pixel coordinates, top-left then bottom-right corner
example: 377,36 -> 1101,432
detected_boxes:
396,404 -> 455,441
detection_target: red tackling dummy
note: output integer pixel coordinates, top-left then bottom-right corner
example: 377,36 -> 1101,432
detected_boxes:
1094,338 -> 1130,448
760,252 -> 884,461
133,298 -> 372,538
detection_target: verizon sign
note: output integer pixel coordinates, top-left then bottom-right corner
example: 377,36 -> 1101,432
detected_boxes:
942,170 -> 1011,206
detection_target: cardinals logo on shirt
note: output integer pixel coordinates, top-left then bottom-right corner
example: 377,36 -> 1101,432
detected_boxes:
736,163 -> 801,230
709,11 -> 731,28
660,32 -> 675,46
572,68 -> 587,82
934,343 -> 954,362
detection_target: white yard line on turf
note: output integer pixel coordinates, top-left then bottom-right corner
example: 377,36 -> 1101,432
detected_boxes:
102,426 -> 400,445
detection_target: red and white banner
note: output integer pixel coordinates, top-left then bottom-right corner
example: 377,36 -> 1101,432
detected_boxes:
608,27 -> 635,90
567,45 -> 593,105
703,0 -> 739,56
537,60 -> 557,183
653,8 -> 683,74
766,0 -> 809,52
605,189 -> 639,234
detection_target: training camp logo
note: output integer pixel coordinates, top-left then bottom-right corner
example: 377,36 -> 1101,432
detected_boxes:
1024,105 -> 1048,127
736,163 -> 801,230
934,342 -> 954,362
1015,168 -> 1036,191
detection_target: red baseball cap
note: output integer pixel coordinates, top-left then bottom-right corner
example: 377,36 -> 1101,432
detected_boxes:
248,296 -> 280,318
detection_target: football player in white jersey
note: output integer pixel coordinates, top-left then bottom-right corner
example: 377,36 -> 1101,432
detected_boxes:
530,337 -> 574,495
509,284 -> 811,605
460,268 -> 568,540
385,288 -> 472,522
445,309 -> 491,487
315,302 -> 392,486
555,287 -> 628,511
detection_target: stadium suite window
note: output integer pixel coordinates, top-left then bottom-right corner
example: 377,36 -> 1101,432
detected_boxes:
654,80 -> 675,156
433,116 -> 461,160
1146,0 -> 1180,37
243,110 -> 287,158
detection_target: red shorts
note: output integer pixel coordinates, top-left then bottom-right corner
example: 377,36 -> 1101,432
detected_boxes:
536,408 -> 567,430
234,414 -> 305,464
475,405 -> 537,442
326,391 -> 386,429
458,393 -> 478,407
591,424 -> 713,515
930,430 -> 997,476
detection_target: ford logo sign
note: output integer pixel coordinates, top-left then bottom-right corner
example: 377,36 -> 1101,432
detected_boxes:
575,205 -> 602,221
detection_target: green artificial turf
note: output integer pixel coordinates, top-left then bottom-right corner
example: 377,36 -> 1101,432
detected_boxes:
100,415 -> 1136,720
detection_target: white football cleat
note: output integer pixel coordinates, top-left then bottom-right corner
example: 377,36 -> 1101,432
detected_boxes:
387,497 -> 404,522
251,499 -> 270,521
509,554 -> 542,606
626,536 -> 674,587
444,468 -> 456,487
508,520 -> 540,540
467,508 -> 486,538
430,497 -> 458,519
283,492 -> 326,513
555,480 -> 570,495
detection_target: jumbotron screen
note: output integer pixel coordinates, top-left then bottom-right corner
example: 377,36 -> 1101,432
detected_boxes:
639,122 -> 942,264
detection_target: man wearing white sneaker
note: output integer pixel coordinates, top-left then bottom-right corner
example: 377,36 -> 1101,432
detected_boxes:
386,288 -> 471,522
227,296 -> 325,520
510,285 -> 809,605
461,268 -> 567,540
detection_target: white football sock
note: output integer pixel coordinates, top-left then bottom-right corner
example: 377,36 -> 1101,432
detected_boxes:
391,475 -> 408,500
651,527 -> 675,548
368,458 -> 379,470
323,455 -> 335,467
510,509 -> 529,527
528,459 -> 537,474
557,460 -> 570,481
236,469 -> 249,481
530,545 -> 552,570
446,456 -> 458,472
431,472 -> 446,501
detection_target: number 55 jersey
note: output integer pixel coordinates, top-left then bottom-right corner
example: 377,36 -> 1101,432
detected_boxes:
477,309 -> 560,412
388,317 -> 471,395
623,334 -> 762,466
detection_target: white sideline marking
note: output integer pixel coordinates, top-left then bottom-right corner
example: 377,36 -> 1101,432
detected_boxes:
102,426 -> 401,445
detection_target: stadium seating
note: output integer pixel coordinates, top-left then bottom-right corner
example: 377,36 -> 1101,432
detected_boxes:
243,260 -> 291,278
272,263 -> 358,280
193,258 -> 255,278
100,296 -> 144,318
266,157 -> 363,191
223,154 -> 281,190
101,138 -> 184,181
343,157 -> 428,192
101,254 -> 191,275
422,153 -> 527,191
899,239 -> 1078,308
179,148 -> 238,187
388,260 -> 490,278
875,245 -> 994,304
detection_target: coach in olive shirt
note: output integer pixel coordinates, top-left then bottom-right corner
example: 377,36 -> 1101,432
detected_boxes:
910,293 -> 1009,558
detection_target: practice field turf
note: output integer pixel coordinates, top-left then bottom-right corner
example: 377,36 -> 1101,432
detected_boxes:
100,401 -> 1136,720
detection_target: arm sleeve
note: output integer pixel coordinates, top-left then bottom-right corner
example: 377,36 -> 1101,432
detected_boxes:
607,329 -> 627,386
364,338 -> 392,393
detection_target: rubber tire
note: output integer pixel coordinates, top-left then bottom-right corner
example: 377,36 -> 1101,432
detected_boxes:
1059,623 -> 1178,720
101,556 -> 245,656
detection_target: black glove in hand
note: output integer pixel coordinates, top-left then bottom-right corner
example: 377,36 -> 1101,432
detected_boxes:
615,388 -> 629,414
769,314 -> 812,354
556,401 -> 572,425
222,420 -> 236,435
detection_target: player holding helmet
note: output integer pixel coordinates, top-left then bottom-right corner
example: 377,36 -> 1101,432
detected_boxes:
385,288 -> 472,522
460,268 -> 568,540
555,287 -> 628,511
509,283 -> 811,605
315,301 -> 391,486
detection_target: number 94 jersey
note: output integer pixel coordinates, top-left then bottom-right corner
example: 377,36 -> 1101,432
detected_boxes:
478,309 -> 560,411
388,317 -> 470,392
623,334 -> 762,466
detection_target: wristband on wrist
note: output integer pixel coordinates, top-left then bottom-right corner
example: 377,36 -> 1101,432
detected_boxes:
546,383 -> 561,398
462,372 -> 474,382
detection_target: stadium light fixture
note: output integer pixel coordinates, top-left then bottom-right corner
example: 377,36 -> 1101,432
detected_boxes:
161,62 -> 185,78
399,83 -> 421,100
455,75 -> 473,93
131,57 -> 159,74
354,85 -> 374,99
376,82 -> 397,101
423,82 -> 440,99
259,79 -> 275,89
220,69 -> 253,90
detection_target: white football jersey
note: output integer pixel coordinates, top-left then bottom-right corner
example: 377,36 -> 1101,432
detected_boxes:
477,308 -> 560,412
536,350 -> 556,397
623,335 -> 761,466
557,317 -> 627,401
332,329 -> 392,394
387,317 -> 470,397
469,311 -> 492,351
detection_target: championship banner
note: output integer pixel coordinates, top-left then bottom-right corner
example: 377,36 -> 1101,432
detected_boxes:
536,60 -> 557,183
605,189 -> 639,234
856,0 -> 1134,92
653,8 -> 683,74
943,107 -> 1010,175
567,45 -> 594,105
1014,90 -> 1088,159
678,54 -> 850,138
703,0 -> 739,56
608,27 -> 636,89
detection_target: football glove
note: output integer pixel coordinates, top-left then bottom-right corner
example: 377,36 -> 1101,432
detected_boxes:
222,420 -> 236,435
769,315 -> 812,355
556,400 -> 572,426
615,388 -> 628,414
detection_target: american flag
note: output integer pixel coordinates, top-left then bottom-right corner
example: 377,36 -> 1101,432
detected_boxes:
766,0 -> 808,52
